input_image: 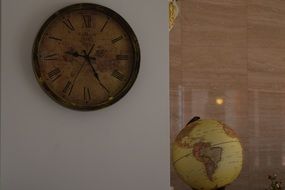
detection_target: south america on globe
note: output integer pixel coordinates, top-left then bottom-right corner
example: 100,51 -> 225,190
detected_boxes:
172,117 -> 243,190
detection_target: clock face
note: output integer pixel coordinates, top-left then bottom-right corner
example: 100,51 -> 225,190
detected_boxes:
33,3 -> 140,110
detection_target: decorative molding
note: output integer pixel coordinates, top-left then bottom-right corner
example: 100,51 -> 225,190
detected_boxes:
169,0 -> 179,31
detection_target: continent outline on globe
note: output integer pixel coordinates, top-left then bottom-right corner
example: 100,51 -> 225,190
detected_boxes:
192,142 -> 223,181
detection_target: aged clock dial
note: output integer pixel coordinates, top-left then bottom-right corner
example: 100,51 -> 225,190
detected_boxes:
33,3 -> 140,110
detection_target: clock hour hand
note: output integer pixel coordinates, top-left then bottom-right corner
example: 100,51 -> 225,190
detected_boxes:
65,50 -> 80,57
83,51 -> 110,95
65,50 -> 96,60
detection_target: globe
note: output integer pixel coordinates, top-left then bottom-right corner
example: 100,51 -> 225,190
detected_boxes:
172,117 -> 243,190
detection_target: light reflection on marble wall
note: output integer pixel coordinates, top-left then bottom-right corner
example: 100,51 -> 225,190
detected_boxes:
170,0 -> 285,190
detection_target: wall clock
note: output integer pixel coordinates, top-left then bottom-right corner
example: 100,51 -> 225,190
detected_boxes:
32,3 -> 140,111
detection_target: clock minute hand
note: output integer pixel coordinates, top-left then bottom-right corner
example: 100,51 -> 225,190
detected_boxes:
93,68 -> 110,95
83,51 -> 110,95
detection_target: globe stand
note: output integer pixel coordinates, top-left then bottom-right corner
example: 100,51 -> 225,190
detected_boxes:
193,187 -> 225,190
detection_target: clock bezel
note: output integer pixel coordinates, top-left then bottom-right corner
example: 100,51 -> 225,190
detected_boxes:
32,3 -> 140,111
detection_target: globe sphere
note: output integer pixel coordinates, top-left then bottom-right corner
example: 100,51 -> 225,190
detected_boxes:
172,118 -> 243,190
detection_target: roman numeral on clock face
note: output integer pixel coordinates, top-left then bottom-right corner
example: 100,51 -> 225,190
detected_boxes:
62,18 -> 75,31
116,54 -> 129,60
112,70 -> 125,81
82,15 -> 91,28
112,35 -> 123,44
48,36 -> 62,41
100,17 -> 110,32
83,87 -> 91,102
48,68 -> 61,81
63,81 -> 74,96
41,53 -> 58,61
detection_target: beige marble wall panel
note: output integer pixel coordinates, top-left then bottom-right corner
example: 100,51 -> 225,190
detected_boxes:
248,0 -> 285,48
248,91 -> 285,189
248,48 -> 285,92
170,0 -> 285,189
180,0 -> 247,47
181,46 -> 247,74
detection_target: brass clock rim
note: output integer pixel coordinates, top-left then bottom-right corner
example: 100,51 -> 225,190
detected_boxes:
32,3 -> 140,111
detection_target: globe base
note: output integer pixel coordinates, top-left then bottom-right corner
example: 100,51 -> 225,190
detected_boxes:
193,187 -> 225,190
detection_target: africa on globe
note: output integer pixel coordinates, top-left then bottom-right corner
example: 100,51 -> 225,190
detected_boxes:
172,117 -> 243,190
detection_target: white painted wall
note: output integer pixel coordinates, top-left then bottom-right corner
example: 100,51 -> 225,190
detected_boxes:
1,0 -> 169,190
